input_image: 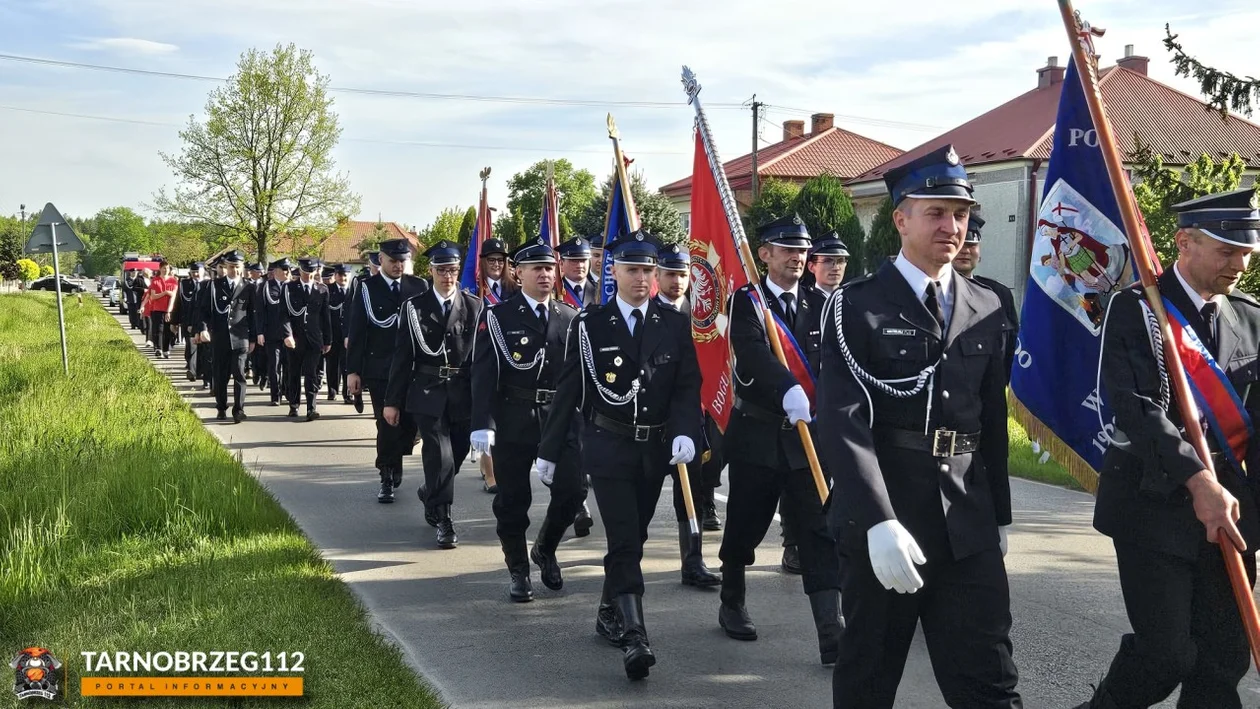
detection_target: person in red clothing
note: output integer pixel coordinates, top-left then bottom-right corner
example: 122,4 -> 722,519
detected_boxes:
146,261 -> 179,359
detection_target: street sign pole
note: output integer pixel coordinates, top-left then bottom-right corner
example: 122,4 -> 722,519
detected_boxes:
25,203 -> 85,376
50,222 -> 69,375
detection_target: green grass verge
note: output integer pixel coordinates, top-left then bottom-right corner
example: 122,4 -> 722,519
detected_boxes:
0,293 -> 444,708
1007,416 -> 1082,491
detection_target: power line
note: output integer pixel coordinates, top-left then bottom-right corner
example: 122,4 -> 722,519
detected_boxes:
0,52 -> 748,110
0,104 -> 688,155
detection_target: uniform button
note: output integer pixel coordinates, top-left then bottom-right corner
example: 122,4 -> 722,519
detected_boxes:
977,343 -> 984,350
941,390 -> 950,400
941,353 -> 948,361
899,349 -> 907,355
939,463 -> 949,473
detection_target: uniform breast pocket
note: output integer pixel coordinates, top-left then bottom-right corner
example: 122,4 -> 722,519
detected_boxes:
958,335 -> 997,375
872,335 -> 931,378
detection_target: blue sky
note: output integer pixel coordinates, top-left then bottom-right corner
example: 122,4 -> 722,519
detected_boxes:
0,0 -> 1256,231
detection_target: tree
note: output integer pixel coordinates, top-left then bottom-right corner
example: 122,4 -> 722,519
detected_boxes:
793,173 -> 865,266
415,207 -> 466,251
153,43 -> 361,263
457,207 -> 478,247
148,221 -> 210,266
743,178 -> 801,236
40,264 -> 53,277
1165,25 -> 1260,116
82,207 -> 154,276
504,160 -> 598,243
16,258 -> 39,282
0,218 -> 24,280
493,210 -> 529,248
864,196 -> 900,273
572,170 -> 687,245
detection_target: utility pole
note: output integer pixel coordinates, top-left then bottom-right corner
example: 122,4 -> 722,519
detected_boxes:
750,96 -> 762,201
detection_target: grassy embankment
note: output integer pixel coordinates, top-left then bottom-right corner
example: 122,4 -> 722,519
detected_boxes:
0,293 -> 444,708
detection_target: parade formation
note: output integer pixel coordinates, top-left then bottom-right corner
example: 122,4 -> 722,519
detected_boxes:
94,6 -> 1260,708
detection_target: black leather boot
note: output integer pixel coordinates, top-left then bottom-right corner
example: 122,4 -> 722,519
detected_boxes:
718,566 -> 757,640
678,522 -> 720,587
1071,680 -> 1121,709
377,470 -> 394,503
502,541 -> 533,603
615,594 -> 655,680
701,487 -> 722,531
596,585 -> 622,647
808,589 -> 843,665
435,505 -> 458,549
391,465 -> 402,487
417,485 -> 437,526
781,545 -> 802,575
530,519 -> 564,591
573,503 -> 593,537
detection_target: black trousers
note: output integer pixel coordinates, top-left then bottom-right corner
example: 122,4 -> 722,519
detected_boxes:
265,340 -> 287,402
126,296 -> 141,329
832,547 -> 1021,709
492,440 -> 583,549
672,458 -> 708,524
211,343 -> 248,413
364,377 -> 417,474
149,315 -> 171,353
701,414 -> 725,489
586,426 -> 670,597
414,411 -> 471,510
182,325 -> 204,379
324,342 -> 344,396
1096,540 -> 1256,708
286,342 -> 322,410
719,457 -> 839,600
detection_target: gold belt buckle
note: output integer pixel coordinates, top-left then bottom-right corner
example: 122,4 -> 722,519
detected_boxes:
932,429 -> 957,457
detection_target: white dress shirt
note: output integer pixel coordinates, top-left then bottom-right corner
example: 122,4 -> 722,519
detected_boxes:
1173,263 -> 1224,313
522,291 -> 549,319
893,250 -> 954,327
616,295 -> 648,335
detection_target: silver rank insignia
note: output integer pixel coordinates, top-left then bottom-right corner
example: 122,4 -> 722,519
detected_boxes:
605,372 -> 617,383
945,146 -> 960,165
512,352 -> 522,361
613,356 -> 623,366
521,336 -> 529,345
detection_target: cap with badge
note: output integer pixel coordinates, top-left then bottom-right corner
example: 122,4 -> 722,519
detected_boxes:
611,230 -> 660,265
219,249 -> 246,265
883,143 -> 976,206
335,263 -> 354,275
269,257 -> 293,272
191,261 -> 206,271
657,242 -> 689,272
512,238 -> 557,265
246,262 -> 263,273
809,231 -> 851,259
321,265 -> 335,279
298,257 -> 321,273
965,214 -> 986,244
424,240 -> 461,266
379,239 -> 414,261
757,213 -> 812,249
367,251 -> 381,267
558,236 -> 592,260
1172,188 -> 1260,249
480,238 -> 509,258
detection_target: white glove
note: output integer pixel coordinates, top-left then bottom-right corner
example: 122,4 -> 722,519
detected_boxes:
867,520 -> 927,594
471,429 -> 494,455
669,436 -> 695,465
999,525 -> 1009,558
782,385 -> 811,425
536,459 -> 556,485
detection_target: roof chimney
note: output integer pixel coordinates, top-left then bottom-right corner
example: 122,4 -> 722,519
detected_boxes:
1116,44 -> 1149,76
1037,56 -> 1065,89
783,119 -> 805,141
810,112 -> 834,135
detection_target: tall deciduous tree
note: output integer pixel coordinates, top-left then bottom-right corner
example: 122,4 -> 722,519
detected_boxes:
0,217 -> 24,280
793,173 -> 864,266
82,207 -> 154,276
415,207 -> 466,251
457,206 -> 478,247
572,170 -> 687,245
743,178 -> 801,236
504,160 -> 598,242
153,44 -> 361,263
864,196 -> 899,273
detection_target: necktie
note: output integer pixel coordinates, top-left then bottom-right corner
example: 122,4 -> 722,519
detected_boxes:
536,303 -> 548,324
924,281 -> 946,329
1201,302 -> 1219,353
442,299 -> 451,318
574,284 -> 583,302
492,282 -> 501,298
390,281 -> 399,297
780,292 -> 796,329
629,309 -> 644,339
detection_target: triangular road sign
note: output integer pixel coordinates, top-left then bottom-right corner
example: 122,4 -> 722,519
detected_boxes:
25,203 -> 85,254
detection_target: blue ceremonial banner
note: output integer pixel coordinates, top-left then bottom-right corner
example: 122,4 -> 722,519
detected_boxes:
1009,55 -> 1136,491
459,218 -> 481,294
600,168 -> 635,303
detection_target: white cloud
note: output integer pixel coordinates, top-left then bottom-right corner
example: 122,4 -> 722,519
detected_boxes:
69,37 -> 180,55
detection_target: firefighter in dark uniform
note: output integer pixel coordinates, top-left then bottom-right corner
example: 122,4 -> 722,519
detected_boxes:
470,239 -> 583,601
384,241 -> 481,549
557,234 -> 600,538
326,263 -> 352,403
255,259 -> 292,406
192,249 -> 257,424
716,214 -> 842,666
537,231 -> 702,681
952,214 -> 1019,381
284,257 -> 333,421
655,242 -> 720,588
175,262 -> 207,384
342,251 -> 380,415
244,262 -> 265,381
347,240 -> 428,501
124,264 -> 147,331
1074,190 -> 1260,709
818,145 -> 1020,708
478,238 -> 518,303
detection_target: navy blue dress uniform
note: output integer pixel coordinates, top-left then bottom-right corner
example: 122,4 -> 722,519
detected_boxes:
558,236 -> 600,308
806,232 -> 851,296
124,265 -> 147,331
478,239 -> 518,303
385,241 -> 482,548
193,250 -> 258,423
326,264 -> 352,403
174,264 -> 207,384
960,215 -> 1019,382
255,259 -> 293,406
1079,189 -> 1260,709
283,258 -> 333,421
655,243 -> 720,588
716,214 -> 842,665
470,240 -> 584,601
538,231 -> 703,680
346,239 -> 429,500
245,263 -> 266,380
817,146 -> 1020,708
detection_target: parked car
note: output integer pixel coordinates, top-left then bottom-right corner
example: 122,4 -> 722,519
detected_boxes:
98,276 -> 117,293
28,276 -> 86,293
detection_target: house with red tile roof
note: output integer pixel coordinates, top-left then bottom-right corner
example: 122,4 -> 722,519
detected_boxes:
847,47 -> 1260,304
658,112 -> 904,231
273,220 -> 421,265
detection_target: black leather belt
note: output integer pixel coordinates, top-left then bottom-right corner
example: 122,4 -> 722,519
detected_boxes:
416,364 -> 463,379
733,396 -> 792,430
590,411 -> 664,442
503,384 -> 555,405
877,427 -> 980,457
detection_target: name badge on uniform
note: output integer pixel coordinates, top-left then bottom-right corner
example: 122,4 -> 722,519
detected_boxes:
599,346 -> 620,353
882,328 -> 917,337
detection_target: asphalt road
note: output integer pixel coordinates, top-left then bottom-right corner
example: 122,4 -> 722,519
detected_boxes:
105,297 -> 1260,708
